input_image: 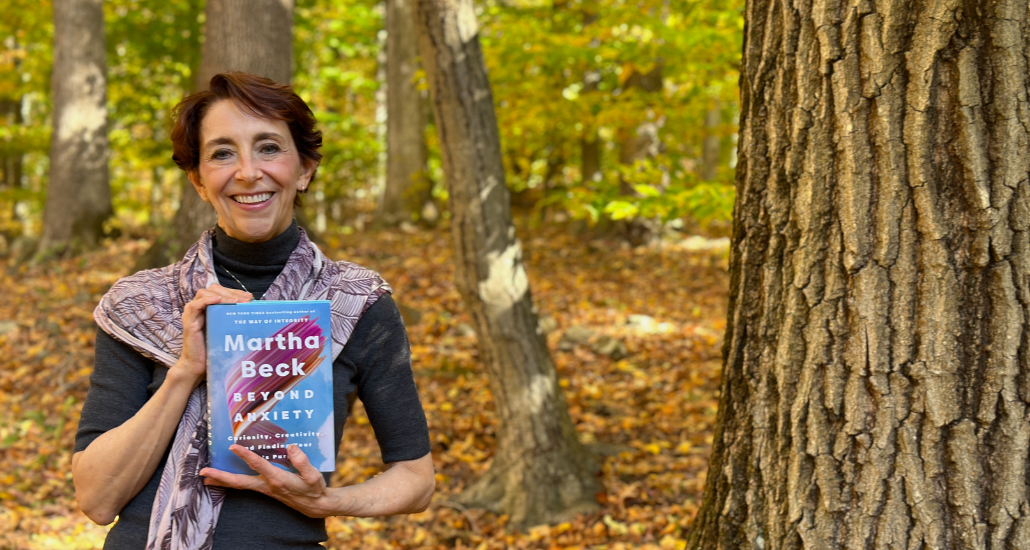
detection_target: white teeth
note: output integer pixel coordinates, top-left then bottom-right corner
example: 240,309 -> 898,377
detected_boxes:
232,193 -> 272,204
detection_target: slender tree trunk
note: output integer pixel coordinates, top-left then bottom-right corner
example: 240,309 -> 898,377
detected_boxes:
613,64 -> 663,173
701,101 -> 720,181
374,4 -> 389,217
150,166 -> 164,225
581,133 -> 600,183
136,0 -> 295,269
580,72 -> 601,184
414,0 -> 600,528
38,0 -> 112,256
1,98 -> 23,230
690,1 -> 1030,549
616,63 -> 663,246
617,64 -> 663,174
378,0 -> 430,226
579,10 -> 601,186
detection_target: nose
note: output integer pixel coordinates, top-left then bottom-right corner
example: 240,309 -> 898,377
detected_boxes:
235,150 -> 262,183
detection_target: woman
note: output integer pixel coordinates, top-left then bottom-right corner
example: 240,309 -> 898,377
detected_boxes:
72,72 -> 434,549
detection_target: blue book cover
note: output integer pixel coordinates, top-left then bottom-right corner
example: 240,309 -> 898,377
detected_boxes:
205,300 -> 335,475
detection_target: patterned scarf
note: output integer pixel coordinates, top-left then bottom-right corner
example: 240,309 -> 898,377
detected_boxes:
93,227 -> 390,550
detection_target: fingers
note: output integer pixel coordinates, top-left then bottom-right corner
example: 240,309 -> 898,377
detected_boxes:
185,285 -> 251,316
286,445 -> 324,486
224,445 -> 326,492
207,445 -> 330,517
181,285 -> 251,334
199,467 -> 266,492
204,284 -> 253,303
229,444 -> 288,480
181,290 -> 223,328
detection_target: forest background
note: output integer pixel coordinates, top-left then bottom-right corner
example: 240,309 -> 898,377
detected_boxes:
0,0 -> 741,548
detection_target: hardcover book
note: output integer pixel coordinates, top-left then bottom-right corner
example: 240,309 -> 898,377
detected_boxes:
205,300 -> 335,475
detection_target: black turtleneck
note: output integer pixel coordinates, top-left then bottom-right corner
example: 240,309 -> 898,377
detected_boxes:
75,223 -> 431,550
211,221 -> 300,300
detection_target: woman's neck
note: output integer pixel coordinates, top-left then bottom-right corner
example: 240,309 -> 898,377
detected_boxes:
212,220 -> 300,266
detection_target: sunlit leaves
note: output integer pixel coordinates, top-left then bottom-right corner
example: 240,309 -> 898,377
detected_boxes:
479,0 -> 743,227
1,222 -> 727,548
292,0 -> 383,228
4,0 -> 742,238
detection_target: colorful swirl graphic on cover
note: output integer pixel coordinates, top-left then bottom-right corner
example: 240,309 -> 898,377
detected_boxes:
223,316 -> 326,468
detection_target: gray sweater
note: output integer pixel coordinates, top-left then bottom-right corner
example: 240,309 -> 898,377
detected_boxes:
74,224 -> 431,548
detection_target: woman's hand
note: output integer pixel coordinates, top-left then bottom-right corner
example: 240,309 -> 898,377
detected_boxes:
200,444 -> 339,518
200,445 -> 436,518
73,284 -> 255,524
173,284 -> 252,387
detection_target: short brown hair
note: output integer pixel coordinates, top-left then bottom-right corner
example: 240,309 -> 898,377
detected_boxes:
170,73 -> 322,205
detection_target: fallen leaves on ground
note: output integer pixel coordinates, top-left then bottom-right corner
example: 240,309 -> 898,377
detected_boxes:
0,223 -> 727,549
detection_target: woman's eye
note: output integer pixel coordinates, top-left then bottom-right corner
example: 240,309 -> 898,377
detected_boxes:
211,149 -> 232,160
259,144 -> 282,154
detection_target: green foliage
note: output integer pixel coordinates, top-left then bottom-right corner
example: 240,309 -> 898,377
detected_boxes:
293,0 -> 384,232
0,0 -> 53,236
105,0 -> 203,229
550,157 -> 734,227
2,0 -> 742,240
478,0 -> 743,228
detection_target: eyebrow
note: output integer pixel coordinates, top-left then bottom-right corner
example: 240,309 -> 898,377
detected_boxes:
202,132 -> 286,150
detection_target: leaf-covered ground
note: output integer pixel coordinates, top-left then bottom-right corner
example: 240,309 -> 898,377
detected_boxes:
0,224 -> 728,549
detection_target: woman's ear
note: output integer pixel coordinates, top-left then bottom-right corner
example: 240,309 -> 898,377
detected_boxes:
188,171 -> 210,202
298,160 -> 317,192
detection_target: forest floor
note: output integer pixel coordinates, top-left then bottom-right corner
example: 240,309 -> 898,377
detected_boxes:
0,222 -> 728,550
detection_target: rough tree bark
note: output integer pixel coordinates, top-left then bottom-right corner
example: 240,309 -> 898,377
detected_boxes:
136,0 -> 295,269
690,1 -> 1030,549
378,0 -> 430,226
38,0 -> 112,256
414,0 -> 600,528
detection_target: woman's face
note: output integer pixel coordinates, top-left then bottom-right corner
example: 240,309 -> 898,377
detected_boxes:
188,100 -> 314,243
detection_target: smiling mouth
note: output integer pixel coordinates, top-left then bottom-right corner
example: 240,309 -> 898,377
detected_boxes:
232,192 -> 273,204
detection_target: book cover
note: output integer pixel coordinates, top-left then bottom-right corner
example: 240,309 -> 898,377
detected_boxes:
205,300 -> 335,475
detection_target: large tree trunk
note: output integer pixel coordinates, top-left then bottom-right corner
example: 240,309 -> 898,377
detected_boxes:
690,1 -> 1030,549
38,0 -> 112,256
136,0 -> 294,269
196,0 -> 294,87
378,0 -> 430,226
414,0 -> 600,528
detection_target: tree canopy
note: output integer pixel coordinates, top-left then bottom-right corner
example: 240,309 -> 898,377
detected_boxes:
0,0 -> 742,242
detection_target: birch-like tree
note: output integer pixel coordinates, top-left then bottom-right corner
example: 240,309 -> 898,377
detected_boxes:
414,0 -> 601,528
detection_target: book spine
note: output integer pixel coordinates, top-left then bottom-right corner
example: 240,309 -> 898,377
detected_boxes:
205,316 -> 215,467
206,387 -> 213,464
